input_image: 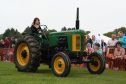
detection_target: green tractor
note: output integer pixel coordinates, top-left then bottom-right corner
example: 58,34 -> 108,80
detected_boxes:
14,8 -> 105,77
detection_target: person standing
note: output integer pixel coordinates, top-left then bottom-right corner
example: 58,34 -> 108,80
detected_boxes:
86,35 -> 93,47
107,34 -> 118,47
107,34 -> 118,54
118,31 -> 126,50
92,35 -> 100,48
93,43 -> 103,55
86,43 -> 94,55
101,39 -> 107,57
101,40 -> 107,51
4,37 -> 10,48
118,31 -> 126,71
84,43 -> 94,61
113,42 -> 125,70
0,39 -> 4,48
10,37 -> 16,48
106,34 -> 118,69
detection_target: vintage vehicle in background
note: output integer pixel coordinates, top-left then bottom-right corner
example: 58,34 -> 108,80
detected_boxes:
14,8 -> 105,77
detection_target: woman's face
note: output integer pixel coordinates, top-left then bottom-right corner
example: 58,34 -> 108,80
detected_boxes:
94,45 -> 98,50
92,35 -> 95,40
87,44 -> 91,48
117,44 -> 121,48
87,35 -> 90,39
118,32 -> 123,37
35,19 -> 40,25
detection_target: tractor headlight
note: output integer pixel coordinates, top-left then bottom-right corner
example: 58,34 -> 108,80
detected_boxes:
39,34 -> 42,38
72,34 -> 81,51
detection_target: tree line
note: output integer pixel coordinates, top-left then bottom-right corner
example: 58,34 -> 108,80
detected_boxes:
104,27 -> 126,38
0,26 -> 57,39
1,26 -> 126,39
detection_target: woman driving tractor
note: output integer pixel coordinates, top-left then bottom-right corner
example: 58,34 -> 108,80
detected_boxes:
31,17 -> 41,34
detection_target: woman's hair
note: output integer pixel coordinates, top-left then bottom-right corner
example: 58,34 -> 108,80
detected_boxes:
115,41 -> 122,47
87,43 -> 91,47
94,43 -> 100,48
32,17 -> 40,25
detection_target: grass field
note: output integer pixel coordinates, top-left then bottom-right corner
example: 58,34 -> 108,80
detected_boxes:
0,62 -> 126,84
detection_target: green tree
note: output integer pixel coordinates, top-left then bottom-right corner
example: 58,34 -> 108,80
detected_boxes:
48,29 -> 57,32
23,26 -> 31,34
104,27 -> 126,38
85,31 -> 90,35
61,27 -> 67,31
2,28 -> 21,38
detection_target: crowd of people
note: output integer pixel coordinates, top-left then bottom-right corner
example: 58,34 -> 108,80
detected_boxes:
86,31 -> 126,71
0,37 -> 16,62
86,34 -> 105,55
0,37 -> 16,48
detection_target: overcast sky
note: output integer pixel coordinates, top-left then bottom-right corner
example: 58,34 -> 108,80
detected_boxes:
0,0 -> 126,34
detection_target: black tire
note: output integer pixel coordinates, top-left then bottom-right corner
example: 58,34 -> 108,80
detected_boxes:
51,52 -> 71,77
14,35 -> 41,72
87,52 -> 105,74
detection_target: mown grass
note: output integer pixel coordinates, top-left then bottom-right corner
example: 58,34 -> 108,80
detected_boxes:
0,62 -> 126,84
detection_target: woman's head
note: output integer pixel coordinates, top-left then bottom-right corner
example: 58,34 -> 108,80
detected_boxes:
94,43 -> 100,50
5,37 -> 8,40
92,35 -> 95,40
116,42 -> 122,48
111,34 -> 116,39
86,35 -> 90,39
118,31 -> 124,37
87,43 -> 92,48
32,17 -> 40,25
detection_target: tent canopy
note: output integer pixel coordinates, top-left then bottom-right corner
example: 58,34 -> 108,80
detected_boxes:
88,33 -> 111,43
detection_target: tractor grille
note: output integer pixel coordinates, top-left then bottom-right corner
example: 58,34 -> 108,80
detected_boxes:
72,34 -> 81,51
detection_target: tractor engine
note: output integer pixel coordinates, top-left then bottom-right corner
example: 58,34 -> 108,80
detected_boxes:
58,36 -> 68,50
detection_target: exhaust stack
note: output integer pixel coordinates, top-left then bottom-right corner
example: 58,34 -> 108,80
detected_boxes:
76,8 -> 79,30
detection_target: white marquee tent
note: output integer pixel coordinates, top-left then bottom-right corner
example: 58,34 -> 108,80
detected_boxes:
88,33 -> 111,43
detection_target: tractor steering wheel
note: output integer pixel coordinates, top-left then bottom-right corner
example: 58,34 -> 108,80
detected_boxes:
40,25 -> 48,39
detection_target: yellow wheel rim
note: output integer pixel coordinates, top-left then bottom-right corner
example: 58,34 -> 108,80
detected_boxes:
17,43 -> 30,66
89,56 -> 100,72
54,56 -> 65,74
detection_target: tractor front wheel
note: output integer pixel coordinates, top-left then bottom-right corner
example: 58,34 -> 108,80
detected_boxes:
87,52 -> 105,74
51,52 -> 71,77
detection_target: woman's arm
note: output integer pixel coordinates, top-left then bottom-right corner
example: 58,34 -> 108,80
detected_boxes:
122,36 -> 126,44
122,48 -> 125,56
113,48 -> 117,58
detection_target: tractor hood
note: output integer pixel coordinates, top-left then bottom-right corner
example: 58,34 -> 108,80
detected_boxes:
49,29 -> 86,36
48,29 -> 86,51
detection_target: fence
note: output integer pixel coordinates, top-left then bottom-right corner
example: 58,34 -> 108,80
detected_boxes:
106,48 -> 126,71
0,48 -> 14,62
0,48 -> 126,70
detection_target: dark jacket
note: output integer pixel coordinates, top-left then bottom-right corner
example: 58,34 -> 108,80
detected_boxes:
86,38 -> 93,45
101,41 -> 107,50
4,39 -> 10,48
31,25 -> 41,33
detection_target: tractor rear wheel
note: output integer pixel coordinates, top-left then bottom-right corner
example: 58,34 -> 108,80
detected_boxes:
87,52 -> 105,74
14,35 -> 41,72
51,52 -> 71,77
